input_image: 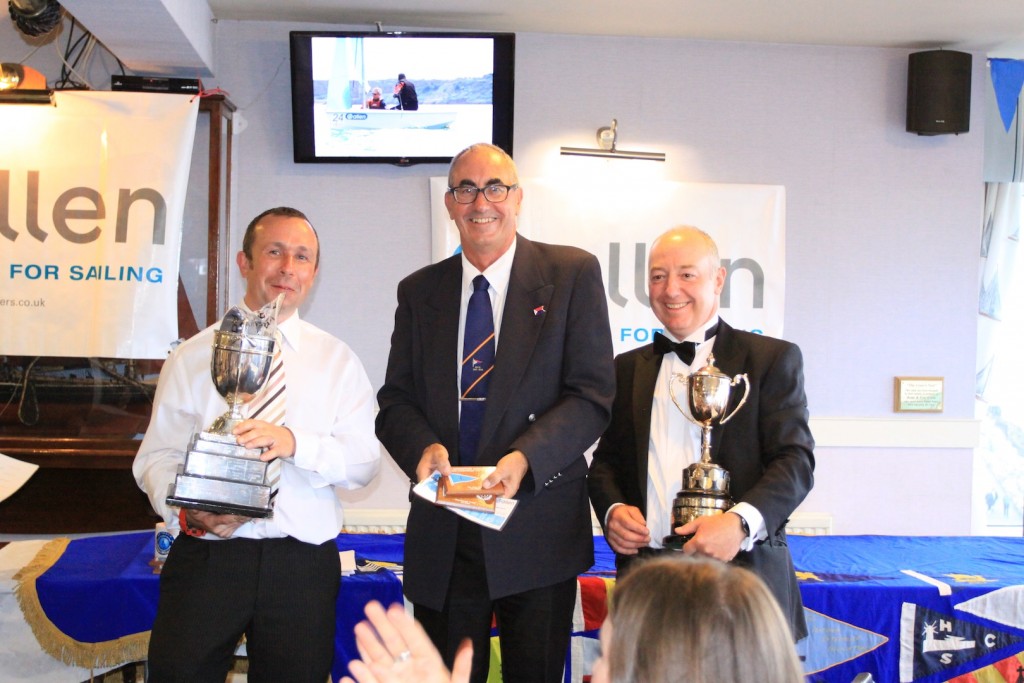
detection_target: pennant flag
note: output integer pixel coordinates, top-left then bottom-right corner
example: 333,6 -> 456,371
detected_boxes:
899,603 -> 1024,682
570,576 -> 613,683
989,59 -> 1024,133
799,607 -> 888,676
957,585 -> 1024,631
577,576 -> 613,632
945,650 -> 1024,683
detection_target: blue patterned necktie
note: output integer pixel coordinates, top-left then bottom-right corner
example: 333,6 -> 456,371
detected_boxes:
459,275 -> 495,465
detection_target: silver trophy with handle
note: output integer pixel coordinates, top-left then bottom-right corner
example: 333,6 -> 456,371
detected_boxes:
166,295 -> 283,518
662,353 -> 750,550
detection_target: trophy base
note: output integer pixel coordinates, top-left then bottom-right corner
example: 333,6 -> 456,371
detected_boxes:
167,475 -> 274,518
165,430 -> 274,519
166,493 -> 274,518
664,494 -> 733,552
661,533 -> 693,551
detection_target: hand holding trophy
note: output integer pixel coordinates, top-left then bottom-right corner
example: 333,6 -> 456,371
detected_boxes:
166,295 -> 284,518
662,353 -> 750,550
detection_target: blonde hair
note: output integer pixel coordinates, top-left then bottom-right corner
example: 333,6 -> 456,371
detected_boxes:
607,556 -> 804,683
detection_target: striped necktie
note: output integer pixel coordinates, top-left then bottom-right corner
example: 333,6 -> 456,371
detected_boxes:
459,275 -> 494,465
249,336 -> 286,501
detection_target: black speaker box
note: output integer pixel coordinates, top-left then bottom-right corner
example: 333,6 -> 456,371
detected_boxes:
906,50 -> 972,135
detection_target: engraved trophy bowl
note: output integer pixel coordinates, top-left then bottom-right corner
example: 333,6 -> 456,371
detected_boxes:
208,331 -> 276,435
663,353 -> 750,550
166,295 -> 283,519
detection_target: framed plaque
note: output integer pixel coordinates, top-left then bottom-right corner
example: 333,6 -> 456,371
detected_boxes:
893,376 -> 944,413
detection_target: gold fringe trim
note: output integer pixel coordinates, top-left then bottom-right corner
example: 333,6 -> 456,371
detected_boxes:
12,537 -> 151,669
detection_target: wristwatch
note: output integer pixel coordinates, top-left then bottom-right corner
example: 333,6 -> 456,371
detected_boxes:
732,511 -> 750,538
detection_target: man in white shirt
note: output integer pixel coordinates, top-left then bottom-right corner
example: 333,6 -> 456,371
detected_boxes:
588,225 -> 814,641
133,206 -> 381,682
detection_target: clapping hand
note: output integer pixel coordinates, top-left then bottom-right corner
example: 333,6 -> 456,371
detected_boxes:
341,600 -> 472,683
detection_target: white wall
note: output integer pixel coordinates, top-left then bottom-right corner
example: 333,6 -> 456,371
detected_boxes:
2,19 -> 986,535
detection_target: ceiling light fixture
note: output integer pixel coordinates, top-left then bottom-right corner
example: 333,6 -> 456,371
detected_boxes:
0,63 -> 53,104
560,119 -> 666,162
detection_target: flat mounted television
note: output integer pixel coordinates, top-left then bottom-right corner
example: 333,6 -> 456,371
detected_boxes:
289,31 -> 515,165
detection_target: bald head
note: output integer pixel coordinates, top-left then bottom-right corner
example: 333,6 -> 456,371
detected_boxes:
647,225 -> 725,340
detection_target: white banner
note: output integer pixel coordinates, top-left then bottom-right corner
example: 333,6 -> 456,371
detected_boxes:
430,177 -> 786,356
0,91 -> 199,358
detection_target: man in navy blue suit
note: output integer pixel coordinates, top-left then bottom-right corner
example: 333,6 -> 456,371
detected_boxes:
376,143 -> 615,682
588,225 -> 814,640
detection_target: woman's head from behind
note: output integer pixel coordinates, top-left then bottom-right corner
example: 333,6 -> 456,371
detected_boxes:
592,556 -> 804,683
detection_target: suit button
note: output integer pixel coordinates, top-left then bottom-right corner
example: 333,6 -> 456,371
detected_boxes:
528,414 -> 536,423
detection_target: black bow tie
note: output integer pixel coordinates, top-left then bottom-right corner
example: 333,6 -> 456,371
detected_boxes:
653,324 -> 719,365
654,333 -> 697,364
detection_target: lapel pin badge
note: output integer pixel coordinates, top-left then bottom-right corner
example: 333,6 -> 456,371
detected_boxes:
533,306 -> 545,316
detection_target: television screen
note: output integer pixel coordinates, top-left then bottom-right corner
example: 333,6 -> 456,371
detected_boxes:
289,31 -> 515,165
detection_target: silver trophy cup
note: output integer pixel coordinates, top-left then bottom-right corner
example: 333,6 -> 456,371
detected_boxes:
166,297 -> 282,518
662,353 -> 750,550
208,330 -> 276,435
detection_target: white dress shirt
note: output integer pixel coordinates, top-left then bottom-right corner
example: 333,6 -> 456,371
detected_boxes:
645,317 -> 764,550
133,310 -> 381,545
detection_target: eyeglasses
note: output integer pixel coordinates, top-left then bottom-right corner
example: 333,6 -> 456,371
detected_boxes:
447,184 -> 519,204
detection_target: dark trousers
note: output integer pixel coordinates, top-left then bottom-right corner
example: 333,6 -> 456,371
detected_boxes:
415,521 -> 577,683
147,534 -> 339,683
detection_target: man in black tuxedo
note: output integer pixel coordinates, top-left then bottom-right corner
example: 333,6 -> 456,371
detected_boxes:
588,225 -> 814,640
376,143 -> 615,682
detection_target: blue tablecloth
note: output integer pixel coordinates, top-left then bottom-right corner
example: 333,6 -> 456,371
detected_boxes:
14,531 -> 614,680
790,535 -> 1024,683
14,533 -> 1024,682
331,535 -> 405,683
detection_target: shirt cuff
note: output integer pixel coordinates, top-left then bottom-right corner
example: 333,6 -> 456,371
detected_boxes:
288,426 -> 309,468
730,502 -> 765,552
604,502 -> 625,529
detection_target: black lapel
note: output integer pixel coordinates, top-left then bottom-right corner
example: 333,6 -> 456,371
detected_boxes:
477,236 -> 551,454
633,346 -> 662,513
420,258 -> 463,449
704,320 -> 750,462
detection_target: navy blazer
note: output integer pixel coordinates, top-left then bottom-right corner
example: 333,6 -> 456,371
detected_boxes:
376,235 -> 616,608
588,319 -> 814,639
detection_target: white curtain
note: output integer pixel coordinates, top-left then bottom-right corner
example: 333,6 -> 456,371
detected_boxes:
976,182 -> 1022,533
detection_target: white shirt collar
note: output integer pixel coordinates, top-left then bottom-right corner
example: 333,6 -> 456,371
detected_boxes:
460,236 -> 517,294
661,315 -> 720,345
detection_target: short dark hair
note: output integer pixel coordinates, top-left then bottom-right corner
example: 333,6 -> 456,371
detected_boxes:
398,73 -> 406,81
242,206 -> 320,268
